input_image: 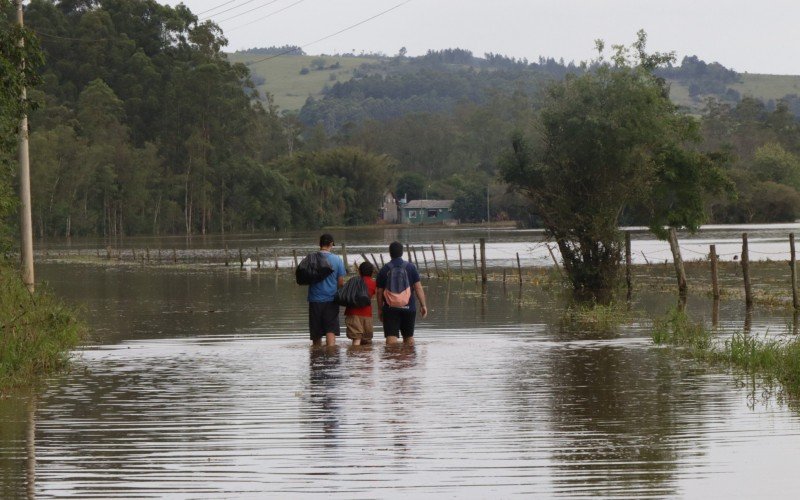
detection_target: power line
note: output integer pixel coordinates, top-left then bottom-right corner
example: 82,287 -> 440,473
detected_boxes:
199,0 -> 263,21
196,0 -> 239,16
214,0 -> 283,24
245,0 -> 413,66
31,29 -> 109,43
226,0 -> 305,32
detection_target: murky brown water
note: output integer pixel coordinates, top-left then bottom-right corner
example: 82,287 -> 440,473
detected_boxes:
5,228 -> 800,497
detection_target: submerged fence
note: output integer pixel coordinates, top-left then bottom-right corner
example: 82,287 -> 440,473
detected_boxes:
36,231 -> 800,310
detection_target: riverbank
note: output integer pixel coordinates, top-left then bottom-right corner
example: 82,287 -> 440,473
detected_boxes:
0,264 -> 84,391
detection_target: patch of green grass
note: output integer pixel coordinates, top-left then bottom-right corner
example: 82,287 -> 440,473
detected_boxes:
653,308 -> 800,397
562,301 -> 631,331
0,264 -> 85,391
227,53 -> 380,112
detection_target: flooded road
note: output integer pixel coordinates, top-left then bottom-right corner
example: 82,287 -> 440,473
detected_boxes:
4,234 -> 800,496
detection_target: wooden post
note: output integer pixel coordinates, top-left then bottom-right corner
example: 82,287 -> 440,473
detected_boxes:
405,244 -> 412,265
421,247 -> 430,278
157,248 -> 161,263
458,244 -> 464,280
791,234 -> 799,310
379,254 -> 385,267
370,253 -> 381,271
480,237 -> 487,283
238,248 -> 243,268
273,249 -> 279,271
431,244 -> 440,277
667,228 -> 687,297
146,247 -> 150,263
742,232 -> 752,307
503,268 -> 507,283
441,240 -> 450,278
546,244 -> 561,275
516,252 -> 523,284
293,249 -> 298,268
342,243 -> 348,272
710,244 -> 720,300
106,246 -> 111,260
225,245 -> 230,267
625,231 -> 632,295
173,248 -> 177,264
473,243 -> 479,282
131,248 -> 136,261
255,247 -> 261,269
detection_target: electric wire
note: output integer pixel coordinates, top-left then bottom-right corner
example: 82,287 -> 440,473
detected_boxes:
199,0 -> 263,21
214,0 -> 284,24
196,0 -> 239,16
226,0 -> 305,31
244,0 -> 412,66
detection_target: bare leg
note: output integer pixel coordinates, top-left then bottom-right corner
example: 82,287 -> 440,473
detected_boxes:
352,338 -> 361,346
403,336 -> 415,346
325,332 -> 336,346
386,335 -> 399,345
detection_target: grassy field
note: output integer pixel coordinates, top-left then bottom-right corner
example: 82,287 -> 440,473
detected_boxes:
227,53 -> 380,112
669,73 -> 800,112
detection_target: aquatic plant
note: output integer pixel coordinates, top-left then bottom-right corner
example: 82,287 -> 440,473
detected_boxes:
652,308 -> 800,397
0,264 -> 85,390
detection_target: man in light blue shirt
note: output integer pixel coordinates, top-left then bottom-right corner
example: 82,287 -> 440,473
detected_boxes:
308,233 -> 346,346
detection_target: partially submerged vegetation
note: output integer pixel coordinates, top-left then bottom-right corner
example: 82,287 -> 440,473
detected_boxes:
0,264 -> 84,390
652,308 -> 800,396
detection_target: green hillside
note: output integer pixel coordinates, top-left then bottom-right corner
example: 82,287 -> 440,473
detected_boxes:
234,52 -> 800,115
228,53 -> 379,112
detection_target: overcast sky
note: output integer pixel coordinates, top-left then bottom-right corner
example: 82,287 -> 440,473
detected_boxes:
169,0 -> 800,75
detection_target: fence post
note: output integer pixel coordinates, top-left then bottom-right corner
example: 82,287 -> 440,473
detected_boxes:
412,246 -> 420,270
273,249 -> 279,271
293,249 -> 298,268
256,247 -> 261,269
516,252 -> 523,285
370,253 -> 381,271
458,244 -> 464,280
342,243 -> 348,272
238,248 -> 243,268
791,234 -> 799,310
742,233 -> 752,307
172,248 -> 177,264
667,228 -> 687,297
710,244 -> 720,300
473,243 -> 479,282
625,231 -> 632,298
441,240 -> 450,279
480,238 -> 487,283
430,244 -> 440,277
421,247 -> 430,278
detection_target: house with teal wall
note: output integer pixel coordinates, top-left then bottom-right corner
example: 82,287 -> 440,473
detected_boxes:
399,199 -> 455,224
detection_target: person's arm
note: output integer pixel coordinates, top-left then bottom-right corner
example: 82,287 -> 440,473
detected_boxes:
376,287 -> 385,322
337,276 -> 344,289
337,258 -> 346,288
413,282 -> 428,318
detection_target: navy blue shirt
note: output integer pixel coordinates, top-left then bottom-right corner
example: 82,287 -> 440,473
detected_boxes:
376,258 -> 421,312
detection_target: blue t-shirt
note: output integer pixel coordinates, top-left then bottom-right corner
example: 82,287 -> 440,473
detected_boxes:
307,251 -> 346,303
376,258 -> 421,312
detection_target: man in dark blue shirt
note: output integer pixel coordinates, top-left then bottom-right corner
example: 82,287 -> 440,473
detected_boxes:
376,241 -> 428,345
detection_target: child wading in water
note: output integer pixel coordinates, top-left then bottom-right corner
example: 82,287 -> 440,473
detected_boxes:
345,262 -> 376,346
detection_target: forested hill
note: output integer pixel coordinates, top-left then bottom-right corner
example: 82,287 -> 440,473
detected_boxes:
5,0 -> 800,240
236,48 -> 800,123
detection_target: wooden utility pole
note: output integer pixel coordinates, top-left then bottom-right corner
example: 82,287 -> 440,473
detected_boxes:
16,0 -> 34,292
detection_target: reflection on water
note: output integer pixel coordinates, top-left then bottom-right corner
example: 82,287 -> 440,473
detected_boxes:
3,262 -> 800,496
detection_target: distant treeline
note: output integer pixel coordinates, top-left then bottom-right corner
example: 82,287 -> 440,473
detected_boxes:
4,0 -> 800,241
237,45 -> 305,56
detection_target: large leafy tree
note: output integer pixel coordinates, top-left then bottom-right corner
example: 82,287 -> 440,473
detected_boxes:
501,32 -> 729,293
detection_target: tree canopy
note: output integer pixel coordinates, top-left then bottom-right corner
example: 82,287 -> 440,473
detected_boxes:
501,32 -> 729,292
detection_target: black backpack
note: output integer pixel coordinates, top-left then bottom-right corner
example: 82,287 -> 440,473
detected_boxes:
295,252 -> 334,285
334,276 -> 371,307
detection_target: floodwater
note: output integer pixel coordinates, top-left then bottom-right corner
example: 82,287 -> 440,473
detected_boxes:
4,226 -> 800,498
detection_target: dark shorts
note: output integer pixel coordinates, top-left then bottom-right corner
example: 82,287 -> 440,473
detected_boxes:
382,308 -> 416,338
309,301 -> 340,340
